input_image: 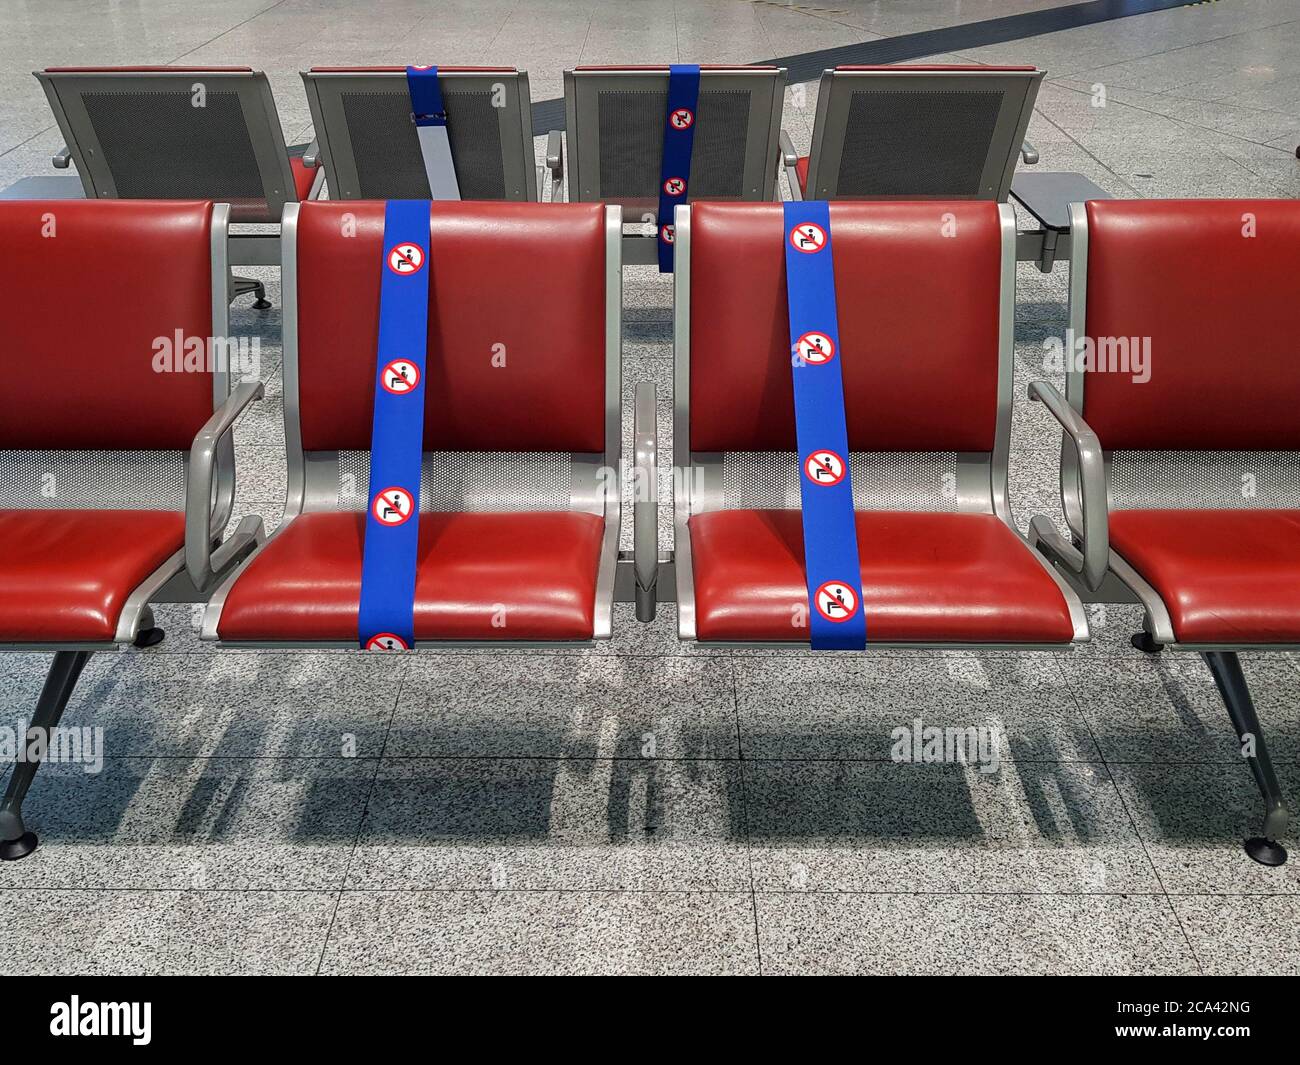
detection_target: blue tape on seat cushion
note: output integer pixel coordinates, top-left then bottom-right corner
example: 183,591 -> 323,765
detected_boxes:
783,201 -> 866,650
358,199 -> 432,650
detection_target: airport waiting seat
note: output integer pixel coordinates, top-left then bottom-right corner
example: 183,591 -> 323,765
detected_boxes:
0,199 -> 264,861
782,65 -> 1107,270
300,67 -> 552,202
660,200 -> 1087,647
1029,198 -> 1300,865
201,201 -> 622,645
35,66 -> 323,291
562,65 -> 786,264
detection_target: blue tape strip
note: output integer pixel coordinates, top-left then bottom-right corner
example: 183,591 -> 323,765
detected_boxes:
406,65 -> 446,127
783,201 -> 866,650
656,64 -> 700,272
358,199 -> 432,650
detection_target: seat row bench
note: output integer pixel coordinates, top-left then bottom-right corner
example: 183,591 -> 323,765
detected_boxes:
1,196 -> 1294,868
9,64 -> 1105,272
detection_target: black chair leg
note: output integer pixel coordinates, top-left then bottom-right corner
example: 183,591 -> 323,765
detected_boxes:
1202,650 -> 1289,866
0,650 -> 92,861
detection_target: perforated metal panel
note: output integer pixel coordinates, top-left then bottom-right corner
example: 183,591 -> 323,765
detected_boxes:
340,88 -> 507,200
336,451 -> 573,511
80,90 -> 264,199
838,89 -> 1002,197
721,451 -> 960,511
0,450 -> 186,509
596,89 -> 751,200
1108,450 -> 1300,510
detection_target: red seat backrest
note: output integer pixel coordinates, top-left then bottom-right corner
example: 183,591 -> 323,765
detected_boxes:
294,201 -> 608,453
0,199 -> 215,450
688,201 -> 1004,453
1082,199 -> 1300,451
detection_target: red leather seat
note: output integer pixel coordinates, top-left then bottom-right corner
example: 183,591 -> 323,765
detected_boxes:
1110,510 -> 1300,644
0,510 -> 184,643
794,156 -> 809,195
689,509 -> 1075,644
217,511 -> 605,642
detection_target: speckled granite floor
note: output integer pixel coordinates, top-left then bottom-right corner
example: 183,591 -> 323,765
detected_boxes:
3,0 -> 1300,975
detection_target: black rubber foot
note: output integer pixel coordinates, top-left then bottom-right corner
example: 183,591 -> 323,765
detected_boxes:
0,832 -> 38,861
1245,837 -> 1288,866
252,298 -> 272,310
133,626 -> 165,648
1130,632 -> 1164,653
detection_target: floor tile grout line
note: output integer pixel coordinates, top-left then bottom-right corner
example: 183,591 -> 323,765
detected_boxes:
729,655 -> 763,975
5,885 -> 1281,897
1054,649 -> 1207,973
311,656 -> 411,975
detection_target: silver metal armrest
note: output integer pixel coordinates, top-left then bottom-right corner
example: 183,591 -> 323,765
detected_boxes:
52,146 -> 71,169
1028,379 -> 1108,591
778,129 -> 803,201
185,380 -> 265,589
633,381 -> 658,622
1020,140 -> 1039,165
546,130 -> 564,203
302,138 -> 321,168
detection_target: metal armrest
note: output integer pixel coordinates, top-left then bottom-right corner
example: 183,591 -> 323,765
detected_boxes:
1028,380 -> 1108,591
302,138 -> 321,168
546,130 -> 564,203
633,381 -> 658,622
778,129 -> 803,201
185,380 -> 265,589
1020,140 -> 1039,165
52,145 -> 71,169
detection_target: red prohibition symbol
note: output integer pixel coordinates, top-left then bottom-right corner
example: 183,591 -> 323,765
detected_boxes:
371,486 -> 414,526
365,633 -> 410,651
669,107 -> 694,130
660,224 -> 675,245
790,222 -> 827,253
380,359 -> 420,395
663,176 -> 687,197
805,449 -> 847,487
814,581 -> 860,623
387,242 -> 426,275
795,331 -> 836,364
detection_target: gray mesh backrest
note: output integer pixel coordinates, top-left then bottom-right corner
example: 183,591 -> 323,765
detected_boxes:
838,89 -> 1003,197
1107,450 -> 1300,511
0,450 -> 186,510
79,89 -> 264,199
721,451 -> 960,511
334,451 -> 576,512
596,88 -> 751,199
339,87 -> 507,199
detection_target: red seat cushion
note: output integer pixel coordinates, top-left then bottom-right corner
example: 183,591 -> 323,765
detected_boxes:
795,156 -> 809,195
218,511 -> 605,642
688,510 -> 1075,644
1110,509 -> 1300,644
0,510 -> 184,643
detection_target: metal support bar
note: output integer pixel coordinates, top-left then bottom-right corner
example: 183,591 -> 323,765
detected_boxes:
229,233 -> 281,267
0,650 -> 92,860
1201,651 -> 1289,865
633,381 -> 658,621
546,130 -> 564,203
779,129 -> 802,200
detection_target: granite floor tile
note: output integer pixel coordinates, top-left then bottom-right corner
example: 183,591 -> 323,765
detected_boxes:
320,889 -> 759,975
